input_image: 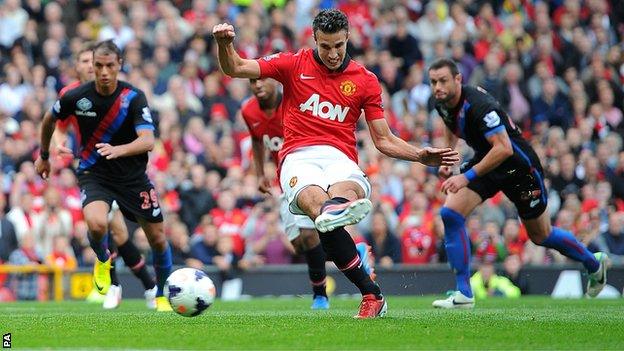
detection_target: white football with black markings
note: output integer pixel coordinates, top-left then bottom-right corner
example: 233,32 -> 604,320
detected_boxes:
164,268 -> 216,317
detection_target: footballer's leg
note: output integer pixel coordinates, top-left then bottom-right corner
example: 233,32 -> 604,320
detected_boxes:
501,166 -> 607,297
282,198 -> 329,309
433,187 -> 482,309
291,228 -> 329,310
523,212 -> 607,297
103,234 -> 122,309
298,182 -> 385,319
138,218 -> 172,312
84,200 -> 113,295
109,207 -> 157,309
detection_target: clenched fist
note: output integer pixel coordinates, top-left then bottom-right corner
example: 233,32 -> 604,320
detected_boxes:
212,23 -> 236,45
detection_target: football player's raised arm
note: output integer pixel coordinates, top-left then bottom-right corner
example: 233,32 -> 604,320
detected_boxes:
213,23 -> 260,79
470,127 -> 514,177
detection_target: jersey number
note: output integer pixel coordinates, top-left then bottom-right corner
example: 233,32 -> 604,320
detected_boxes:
140,189 -> 159,209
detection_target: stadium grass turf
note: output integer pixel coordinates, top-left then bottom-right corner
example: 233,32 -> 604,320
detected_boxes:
2,296 -> 623,350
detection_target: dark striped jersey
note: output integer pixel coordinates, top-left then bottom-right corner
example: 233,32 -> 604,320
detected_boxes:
51,81 -> 155,181
435,85 -> 541,176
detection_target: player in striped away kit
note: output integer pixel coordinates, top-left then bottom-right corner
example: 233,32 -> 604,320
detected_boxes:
428,58 -> 609,308
214,9 -> 459,318
35,40 -> 173,312
53,42 -> 157,310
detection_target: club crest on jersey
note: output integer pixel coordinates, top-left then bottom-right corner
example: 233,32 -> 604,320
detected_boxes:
263,53 -> 279,61
76,98 -> 92,111
75,98 -> 96,117
289,176 -> 297,188
340,80 -> 356,96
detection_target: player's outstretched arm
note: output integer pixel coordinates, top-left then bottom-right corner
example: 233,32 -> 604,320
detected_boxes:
366,119 -> 459,166
96,129 -> 155,160
212,23 -> 260,79
35,110 -> 57,179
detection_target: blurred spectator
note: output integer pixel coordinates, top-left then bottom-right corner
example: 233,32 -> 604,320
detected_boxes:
32,187 -> 72,257
0,193 -> 18,262
178,164 -> 217,231
213,235 -> 247,283
531,77 -> 573,130
8,233 -> 42,300
590,211 -> 624,264
473,221 -> 507,264
249,210 -> 294,265
44,235 -> 77,271
364,211 -> 402,267
401,215 -> 439,264
502,254 -> 529,295
190,218 -> 219,265
470,262 -> 521,299
168,219 -> 203,269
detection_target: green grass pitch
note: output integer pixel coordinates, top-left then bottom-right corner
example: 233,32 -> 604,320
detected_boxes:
2,296 -> 623,350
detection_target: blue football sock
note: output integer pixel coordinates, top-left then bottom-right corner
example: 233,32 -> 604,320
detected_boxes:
88,233 -> 109,263
440,207 -> 473,298
152,243 -> 172,297
541,227 -> 599,273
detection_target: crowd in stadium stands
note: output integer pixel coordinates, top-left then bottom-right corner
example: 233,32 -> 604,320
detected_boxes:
0,0 -> 623,290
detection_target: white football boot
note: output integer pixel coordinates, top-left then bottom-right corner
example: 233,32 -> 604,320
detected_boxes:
144,286 -> 157,309
315,198 -> 372,233
103,285 -> 122,309
586,252 -> 609,298
432,291 -> 475,309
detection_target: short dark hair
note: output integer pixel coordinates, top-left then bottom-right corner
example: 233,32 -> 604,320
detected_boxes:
93,39 -> 122,60
76,41 -> 96,58
428,58 -> 460,76
312,9 -> 349,36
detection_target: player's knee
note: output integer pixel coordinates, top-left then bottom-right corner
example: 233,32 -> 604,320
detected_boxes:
86,217 -> 108,236
300,229 -> 320,249
440,207 -> 466,238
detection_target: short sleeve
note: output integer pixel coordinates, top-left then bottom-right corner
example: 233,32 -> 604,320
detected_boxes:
362,75 -> 384,121
130,91 -> 155,132
256,52 -> 295,83
478,109 -> 506,138
50,95 -> 71,121
241,110 -> 258,138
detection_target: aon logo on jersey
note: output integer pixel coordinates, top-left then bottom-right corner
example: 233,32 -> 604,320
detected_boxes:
263,135 -> 283,152
300,94 -> 349,122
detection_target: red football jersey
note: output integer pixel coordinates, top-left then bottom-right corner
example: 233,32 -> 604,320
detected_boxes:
240,96 -> 284,167
256,48 -> 384,163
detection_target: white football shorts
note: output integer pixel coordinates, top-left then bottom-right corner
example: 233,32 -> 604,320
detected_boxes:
280,145 -> 371,216
279,194 -> 315,241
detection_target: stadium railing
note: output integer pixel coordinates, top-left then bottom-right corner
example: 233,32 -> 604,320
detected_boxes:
0,264 -> 71,301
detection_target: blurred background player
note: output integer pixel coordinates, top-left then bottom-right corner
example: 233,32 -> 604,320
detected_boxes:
429,58 -> 608,309
241,77 -> 374,310
35,40 -> 173,312
52,42 -> 157,310
213,9 -> 459,318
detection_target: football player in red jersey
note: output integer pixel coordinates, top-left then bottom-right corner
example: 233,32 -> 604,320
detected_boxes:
52,42 -> 157,310
214,9 -> 459,318
243,77 -> 341,309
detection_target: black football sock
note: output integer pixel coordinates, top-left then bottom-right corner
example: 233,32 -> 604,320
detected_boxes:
118,239 -> 156,290
304,243 -> 327,298
319,226 -> 381,299
110,254 -> 119,286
